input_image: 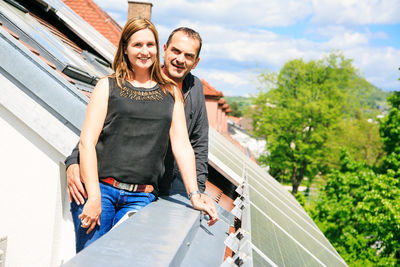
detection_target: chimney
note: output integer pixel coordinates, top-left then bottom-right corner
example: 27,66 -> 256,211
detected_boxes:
128,1 -> 153,21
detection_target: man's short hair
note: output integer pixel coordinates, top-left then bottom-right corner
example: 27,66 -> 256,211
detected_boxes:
166,27 -> 202,58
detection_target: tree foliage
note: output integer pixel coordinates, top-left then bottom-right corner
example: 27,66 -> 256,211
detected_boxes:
251,53 -> 357,194
310,151 -> 400,266
378,91 -> 400,177
325,113 -> 384,168
305,91 -> 400,266
229,101 -> 243,117
225,96 -> 252,117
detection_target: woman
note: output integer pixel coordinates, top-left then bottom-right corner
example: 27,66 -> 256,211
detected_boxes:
71,18 -> 216,252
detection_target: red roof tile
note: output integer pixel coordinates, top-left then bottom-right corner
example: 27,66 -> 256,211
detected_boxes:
218,98 -> 226,105
229,116 -> 241,124
63,0 -> 122,47
201,79 -> 223,98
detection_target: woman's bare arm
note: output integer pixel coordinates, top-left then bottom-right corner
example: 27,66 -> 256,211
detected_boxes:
79,77 -> 109,233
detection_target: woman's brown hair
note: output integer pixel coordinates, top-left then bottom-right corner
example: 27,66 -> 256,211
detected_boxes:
112,18 -> 176,95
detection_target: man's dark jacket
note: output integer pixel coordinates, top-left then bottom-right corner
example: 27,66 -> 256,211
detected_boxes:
64,72 -> 209,194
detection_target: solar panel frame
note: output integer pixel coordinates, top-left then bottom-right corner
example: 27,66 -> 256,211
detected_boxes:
208,128 -> 347,267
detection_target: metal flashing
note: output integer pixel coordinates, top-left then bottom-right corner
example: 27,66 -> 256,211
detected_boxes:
62,65 -> 96,85
37,0 -> 116,63
62,193 -> 228,267
0,25 -> 87,134
0,72 -> 79,157
3,0 -> 27,13
0,2 -> 108,82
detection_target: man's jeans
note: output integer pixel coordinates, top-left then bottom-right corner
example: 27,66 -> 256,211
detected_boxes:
70,182 -> 156,253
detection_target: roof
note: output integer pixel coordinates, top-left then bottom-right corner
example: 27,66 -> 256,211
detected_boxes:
218,98 -> 226,105
63,0 -> 121,47
39,0 -> 116,62
0,1 -> 232,265
201,79 -> 223,98
229,116 -> 241,124
1,1 -> 346,266
30,12 -> 82,54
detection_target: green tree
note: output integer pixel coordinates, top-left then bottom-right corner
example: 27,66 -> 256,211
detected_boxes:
325,112 -> 384,168
379,91 -> 400,177
311,151 -> 400,266
251,53 -> 357,194
304,91 -> 400,266
229,101 -> 243,117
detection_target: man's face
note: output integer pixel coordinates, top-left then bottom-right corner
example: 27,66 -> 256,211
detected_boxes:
162,31 -> 200,82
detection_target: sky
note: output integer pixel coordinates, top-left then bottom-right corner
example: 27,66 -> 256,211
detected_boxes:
93,0 -> 400,96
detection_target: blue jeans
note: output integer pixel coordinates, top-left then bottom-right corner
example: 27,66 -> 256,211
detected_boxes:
70,182 -> 156,253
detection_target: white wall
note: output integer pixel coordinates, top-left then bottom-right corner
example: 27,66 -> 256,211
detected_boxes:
0,105 -> 76,267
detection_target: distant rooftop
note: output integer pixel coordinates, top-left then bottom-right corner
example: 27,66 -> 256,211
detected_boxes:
202,79 -> 224,98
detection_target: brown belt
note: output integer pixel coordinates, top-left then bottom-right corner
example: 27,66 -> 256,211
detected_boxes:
101,177 -> 154,193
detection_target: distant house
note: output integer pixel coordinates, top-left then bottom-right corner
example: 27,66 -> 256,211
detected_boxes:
0,1 -> 346,267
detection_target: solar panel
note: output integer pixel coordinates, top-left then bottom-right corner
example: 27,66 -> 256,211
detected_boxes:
209,128 -> 347,266
41,0 -> 116,62
0,1 -> 112,79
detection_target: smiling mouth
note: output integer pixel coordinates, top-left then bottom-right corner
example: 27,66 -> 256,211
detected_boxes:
172,62 -> 185,71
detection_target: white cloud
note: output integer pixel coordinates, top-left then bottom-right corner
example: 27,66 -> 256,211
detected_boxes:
92,0 -> 400,94
196,22 -> 400,92
345,46 -> 400,90
195,68 -> 259,96
310,25 -> 389,42
325,32 -> 369,49
152,0 -> 312,27
311,0 -> 400,25
95,0 -> 400,28
157,20 -> 311,68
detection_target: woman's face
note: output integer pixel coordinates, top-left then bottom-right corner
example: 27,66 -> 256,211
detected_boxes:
125,28 -> 157,72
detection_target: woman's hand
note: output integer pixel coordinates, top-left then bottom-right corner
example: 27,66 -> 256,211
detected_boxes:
190,194 -> 219,226
79,197 -> 101,234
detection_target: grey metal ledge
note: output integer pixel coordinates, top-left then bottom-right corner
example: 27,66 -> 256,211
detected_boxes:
62,193 -> 230,267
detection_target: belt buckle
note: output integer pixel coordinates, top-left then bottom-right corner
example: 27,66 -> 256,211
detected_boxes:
119,182 -> 130,191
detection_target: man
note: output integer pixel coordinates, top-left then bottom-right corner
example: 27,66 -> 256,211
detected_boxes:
65,27 -> 217,225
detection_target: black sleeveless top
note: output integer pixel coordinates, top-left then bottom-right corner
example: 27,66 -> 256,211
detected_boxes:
95,77 -> 174,195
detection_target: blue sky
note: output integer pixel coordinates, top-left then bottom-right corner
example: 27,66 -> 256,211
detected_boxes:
94,0 -> 400,96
